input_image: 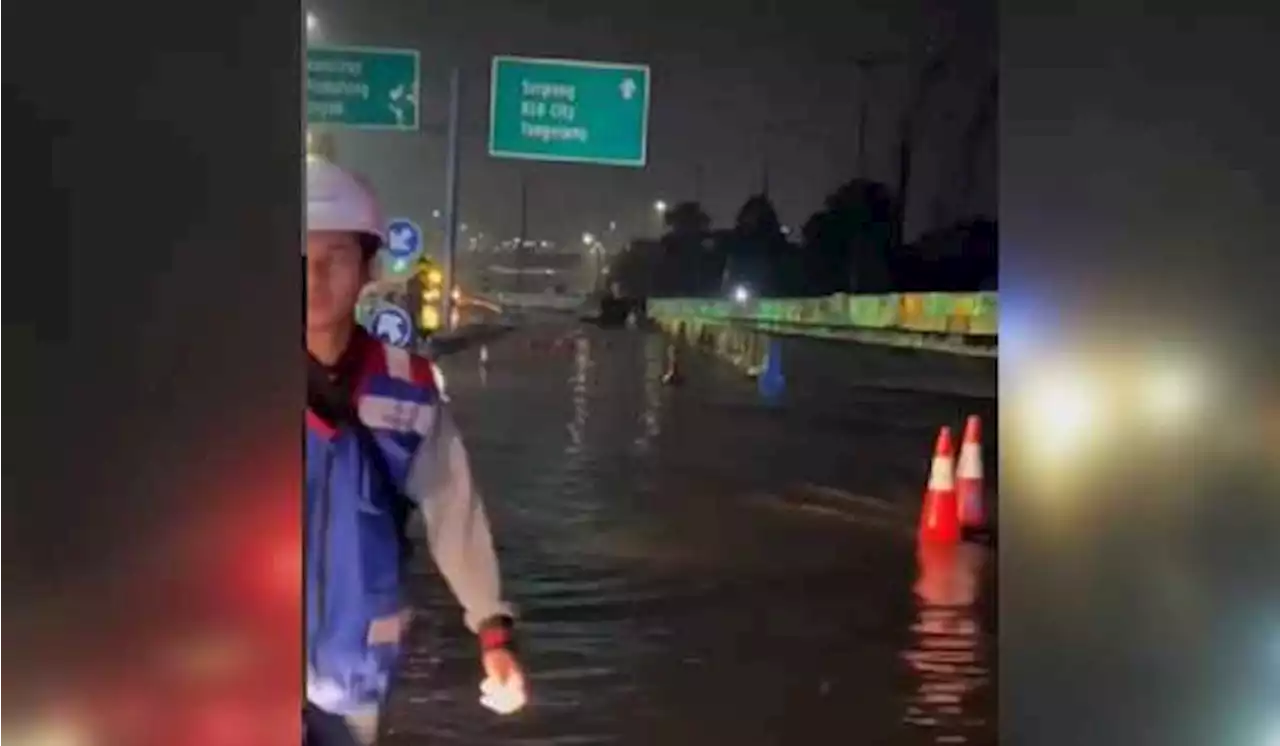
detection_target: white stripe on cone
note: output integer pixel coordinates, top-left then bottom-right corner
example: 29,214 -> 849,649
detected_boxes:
928,453 -> 955,491
957,435 -> 984,526
957,442 -> 982,479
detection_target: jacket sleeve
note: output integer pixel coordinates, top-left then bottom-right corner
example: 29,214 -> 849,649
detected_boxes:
403,402 -> 514,632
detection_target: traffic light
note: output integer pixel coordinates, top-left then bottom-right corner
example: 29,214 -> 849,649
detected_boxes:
415,256 -> 445,332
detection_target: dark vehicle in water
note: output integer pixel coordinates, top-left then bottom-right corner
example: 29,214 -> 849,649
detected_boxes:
588,288 -> 647,328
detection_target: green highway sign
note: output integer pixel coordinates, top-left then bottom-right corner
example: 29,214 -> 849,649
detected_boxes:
307,45 -> 420,131
488,56 -> 650,167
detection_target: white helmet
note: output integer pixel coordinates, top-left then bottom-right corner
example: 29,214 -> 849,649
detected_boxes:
306,155 -> 385,247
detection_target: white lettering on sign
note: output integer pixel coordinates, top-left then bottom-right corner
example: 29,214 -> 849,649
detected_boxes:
515,78 -> 586,141
309,79 -> 371,99
548,102 -> 576,122
520,80 -> 577,102
520,122 -> 589,143
308,58 -> 365,77
308,100 -> 346,118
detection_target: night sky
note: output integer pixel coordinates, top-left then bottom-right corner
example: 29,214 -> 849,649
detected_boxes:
311,0 -> 996,251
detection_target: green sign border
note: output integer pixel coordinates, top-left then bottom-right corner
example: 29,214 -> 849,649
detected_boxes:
306,43 -> 422,132
487,54 -> 651,167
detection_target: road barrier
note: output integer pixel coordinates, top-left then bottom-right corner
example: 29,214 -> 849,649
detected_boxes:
494,292 -> 590,312
649,292 -> 997,356
650,292 -> 997,335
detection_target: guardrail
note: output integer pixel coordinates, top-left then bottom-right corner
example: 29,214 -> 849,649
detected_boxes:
648,292 -> 997,355
493,292 -> 590,312
649,292 -> 997,335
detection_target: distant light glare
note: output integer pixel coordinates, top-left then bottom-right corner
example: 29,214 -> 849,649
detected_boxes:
10,718 -> 93,746
733,285 -> 751,303
305,11 -> 320,36
654,200 -> 668,213
1026,370 -> 1102,458
1144,366 -> 1203,425
1264,718 -> 1280,746
582,232 -> 596,246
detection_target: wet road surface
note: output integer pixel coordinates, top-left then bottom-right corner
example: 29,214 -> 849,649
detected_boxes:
384,322 -> 997,745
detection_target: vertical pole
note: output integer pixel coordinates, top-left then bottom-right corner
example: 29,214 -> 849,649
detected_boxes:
441,67 -> 462,332
857,95 -> 869,177
855,60 -> 871,178
515,170 -> 528,294
519,171 -> 528,239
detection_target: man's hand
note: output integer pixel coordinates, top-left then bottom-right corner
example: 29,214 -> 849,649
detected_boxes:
479,648 -> 527,715
482,647 -> 523,686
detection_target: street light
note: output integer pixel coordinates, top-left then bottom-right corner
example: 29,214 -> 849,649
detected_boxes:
582,233 -> 605,292
654,200 -> 668,214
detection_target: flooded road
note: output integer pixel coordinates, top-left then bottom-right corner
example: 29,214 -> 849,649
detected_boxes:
384,323 -> 997,745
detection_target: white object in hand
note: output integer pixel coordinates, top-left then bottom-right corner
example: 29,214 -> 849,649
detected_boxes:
479,674 -> 527,715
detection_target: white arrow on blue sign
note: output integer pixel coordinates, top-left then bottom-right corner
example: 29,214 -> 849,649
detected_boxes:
370,305 -> 415,348
385,218 -> 423,260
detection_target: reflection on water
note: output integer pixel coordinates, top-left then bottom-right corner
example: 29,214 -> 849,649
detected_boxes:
565,331 -> 591,459
633,335 -> 665,455
902,543 -> 992,742
392,325 -> 997,745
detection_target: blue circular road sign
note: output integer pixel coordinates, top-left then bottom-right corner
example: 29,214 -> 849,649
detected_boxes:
385,218 -> 423,260
370,305 -> 414,348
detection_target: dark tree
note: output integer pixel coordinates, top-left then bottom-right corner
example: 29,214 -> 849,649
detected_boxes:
655,201 -> 715,296
662,201 -> 712,238
800,179 -> 896,294
890,217 -> 997,292
723,194 -> 791,296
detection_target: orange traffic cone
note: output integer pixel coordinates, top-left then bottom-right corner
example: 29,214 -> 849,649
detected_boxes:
957,415 -> 986,533
918,426 -> 961,544
913,542 -> 982,608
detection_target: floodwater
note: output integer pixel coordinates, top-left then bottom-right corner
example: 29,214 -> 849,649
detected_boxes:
383,323 -> 997,745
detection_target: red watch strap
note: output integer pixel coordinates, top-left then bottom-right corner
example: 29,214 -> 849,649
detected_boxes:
479,625 -> 511,651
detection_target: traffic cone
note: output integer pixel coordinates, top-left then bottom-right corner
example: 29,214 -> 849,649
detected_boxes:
918,426 -> 961,544
913,542 -> 981,608
758,339 -> 785,398
661,343 -> 683,385
956,415 -> 986,533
